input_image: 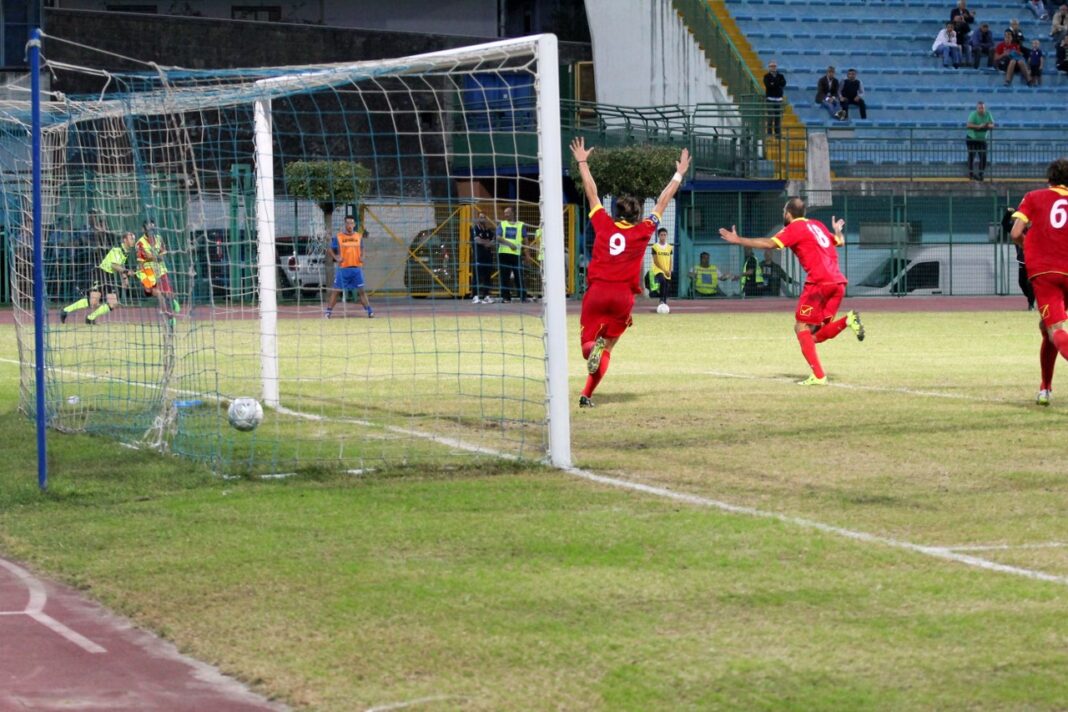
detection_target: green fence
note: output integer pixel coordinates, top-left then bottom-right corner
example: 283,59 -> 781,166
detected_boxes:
676,190 -> 1024,299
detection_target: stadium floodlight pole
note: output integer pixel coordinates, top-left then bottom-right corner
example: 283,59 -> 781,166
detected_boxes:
29,27 -> 47,490
536,33 -> 572,469
253,97 -> 279,408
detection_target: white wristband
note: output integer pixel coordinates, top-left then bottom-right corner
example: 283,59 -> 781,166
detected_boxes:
671,172 -> 683,183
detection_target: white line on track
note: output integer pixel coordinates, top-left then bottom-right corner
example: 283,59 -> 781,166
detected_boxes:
6,356 -> 1065,587
0,558 -> 107,653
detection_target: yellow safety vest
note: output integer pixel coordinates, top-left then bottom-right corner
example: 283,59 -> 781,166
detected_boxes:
741,259 -> 764,288
136,234 -> 169,279
497,221 -> 524,256
693,264 -> 719,295
651,242 -> 673,278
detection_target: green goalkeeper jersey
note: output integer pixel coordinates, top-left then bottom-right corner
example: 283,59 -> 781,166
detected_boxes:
99,246 -> 129,275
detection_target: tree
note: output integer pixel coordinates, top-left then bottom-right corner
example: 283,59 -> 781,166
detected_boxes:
568,144 -> 683,200
283,160 -> 372,238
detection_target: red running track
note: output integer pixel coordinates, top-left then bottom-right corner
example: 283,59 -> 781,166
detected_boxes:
0,557 -> 285,711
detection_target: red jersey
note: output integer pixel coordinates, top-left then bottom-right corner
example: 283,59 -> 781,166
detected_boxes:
586,205 -> 661,293
771,218 -> 846,285
1014,185 -> 1068,279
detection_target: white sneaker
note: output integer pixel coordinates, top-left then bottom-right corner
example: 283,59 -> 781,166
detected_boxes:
482,296 -> 494,304
471,295 -> 481,304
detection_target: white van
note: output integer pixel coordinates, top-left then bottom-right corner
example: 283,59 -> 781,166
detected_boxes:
850,244 -> 1015,296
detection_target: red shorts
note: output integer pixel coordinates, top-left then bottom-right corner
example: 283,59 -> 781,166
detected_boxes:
795,282 -> 845,325
580,282 -> 635,344
1032,273 -> 1068,328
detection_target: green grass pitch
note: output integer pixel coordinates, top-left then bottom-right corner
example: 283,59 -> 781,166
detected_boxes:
3,307 -> 1068,710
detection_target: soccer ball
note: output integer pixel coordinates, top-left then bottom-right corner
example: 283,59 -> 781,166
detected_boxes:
656,303 -> 670,315
227,397 -> 263,432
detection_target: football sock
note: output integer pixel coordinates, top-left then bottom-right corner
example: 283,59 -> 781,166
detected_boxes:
64,298 -> 88,313
1040,336 -> 1057,390
87,304 -> 111,322
582,350 -> 611,398
814,316 -> 848,343
1052,328 -> 1068,361
796,330 -> 825,379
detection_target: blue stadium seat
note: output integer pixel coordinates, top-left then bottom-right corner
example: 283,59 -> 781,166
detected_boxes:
727,0 -> 1068,143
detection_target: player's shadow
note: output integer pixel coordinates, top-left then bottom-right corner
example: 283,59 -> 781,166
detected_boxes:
589,392 -> 640,405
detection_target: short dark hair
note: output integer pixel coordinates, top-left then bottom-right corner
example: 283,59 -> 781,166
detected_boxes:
700,251 -> 709,258
657,227 -> 668,235
1047,158 -> 1068,186
847,68 -> 856,73
344,214 -> 356,221
784,197 -> 806,219
614,195 -> 642,224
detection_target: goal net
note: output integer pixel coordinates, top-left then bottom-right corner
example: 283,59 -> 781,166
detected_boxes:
9,34 -> 571,476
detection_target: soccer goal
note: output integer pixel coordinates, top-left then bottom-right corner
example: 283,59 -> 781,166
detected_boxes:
9,33 -> 571,479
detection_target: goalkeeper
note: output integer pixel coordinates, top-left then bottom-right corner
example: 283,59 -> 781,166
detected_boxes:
135,220 -> 180,322
59,231 -> 137,325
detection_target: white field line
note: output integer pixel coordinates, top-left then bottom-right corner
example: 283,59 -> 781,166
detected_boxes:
944,542 -> 1068,552
701,369 -> 1011,403
7,357 -> 1066,586
0,558 -> 107,654
561,467 -> 1068,586
366,696 -> 461,712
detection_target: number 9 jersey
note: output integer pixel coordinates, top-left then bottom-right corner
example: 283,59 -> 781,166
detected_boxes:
586,204 -> 661,294
1013,185 -> 1068,280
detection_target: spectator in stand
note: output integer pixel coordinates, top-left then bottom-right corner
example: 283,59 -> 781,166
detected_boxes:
1051,4 -> 1068,44
1008,18 -> 1026,48
971,22 -> 997,68
1028,38 -> 1046,84
1058,33 -> 1068,71
1027,0 -> 1050,20
815,66 -> 846,120
933,22 -> 963,68
840,68 -> 867,120
965,101 -> 995,182
996,30 -> 1033,84
763,61 -> 787,136
951,0 -> 976,65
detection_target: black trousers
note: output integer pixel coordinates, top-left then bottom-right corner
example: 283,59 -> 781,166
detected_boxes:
655,273 -> 670,303
474,245 -> 495,298
841,97 -> 867,119
497,252 -> 524,301
966,139 -> 988,178
1019,266 -> 1035,308
766,100 -> 783,136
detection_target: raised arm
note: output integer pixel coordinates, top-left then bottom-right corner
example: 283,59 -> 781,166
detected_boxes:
652,148 -> 692,217
570,137 -> 600,208
717,225 -> 778,250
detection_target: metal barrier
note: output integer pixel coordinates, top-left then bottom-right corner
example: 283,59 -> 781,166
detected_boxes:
676,190 -> 1026,299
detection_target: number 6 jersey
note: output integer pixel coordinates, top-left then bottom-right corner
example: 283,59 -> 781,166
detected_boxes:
1013,185 -> 1068,279
771,218 -> 847,285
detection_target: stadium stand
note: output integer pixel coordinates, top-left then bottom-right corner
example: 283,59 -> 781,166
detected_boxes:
725,0 -> 1065,129
715,0 -> 1067,178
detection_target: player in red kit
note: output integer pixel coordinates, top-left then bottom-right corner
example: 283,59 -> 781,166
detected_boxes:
1010,157 -> 1068,406
719,198 -> 864,385
570,137 -> 690,407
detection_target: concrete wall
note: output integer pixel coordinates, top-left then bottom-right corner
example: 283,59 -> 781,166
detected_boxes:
53,0 -> 500,36
584,0 -> 729,107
